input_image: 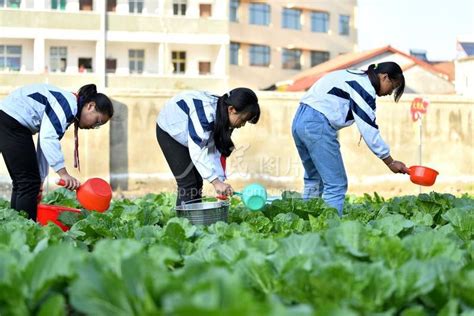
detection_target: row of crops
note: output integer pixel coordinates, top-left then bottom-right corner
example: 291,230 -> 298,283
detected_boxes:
0,190 -> 473,315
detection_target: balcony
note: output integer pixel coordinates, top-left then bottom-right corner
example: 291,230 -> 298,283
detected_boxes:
0,10 -> 99,30
107,14 -> 229,35
0,72 -> 228,91
0,10 -> 229,36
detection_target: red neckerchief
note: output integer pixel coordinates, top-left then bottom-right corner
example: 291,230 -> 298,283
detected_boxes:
72,93 -> 80,171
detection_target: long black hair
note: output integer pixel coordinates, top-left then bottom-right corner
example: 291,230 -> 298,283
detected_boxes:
76,84 -> 114,119
214,87 -> 260,157
365,62 -> 405,102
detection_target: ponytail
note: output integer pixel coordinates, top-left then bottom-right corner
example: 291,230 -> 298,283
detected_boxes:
365,62 -> 405,102
213,87 -> 260,157
77,84 -> 114,118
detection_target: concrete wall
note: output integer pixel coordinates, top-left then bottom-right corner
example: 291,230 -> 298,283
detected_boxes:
0,89 -> 472,199
455,57 -> 474,97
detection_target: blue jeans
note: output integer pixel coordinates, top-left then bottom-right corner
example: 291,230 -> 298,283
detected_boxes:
291,103 -> 348,215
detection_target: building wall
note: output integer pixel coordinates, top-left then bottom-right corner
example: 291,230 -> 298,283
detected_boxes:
0,1 -> 229,91
229,0 -> 357,89
404,66 -> 455,94
455,57 -> 474,96
1,89 -> 472,199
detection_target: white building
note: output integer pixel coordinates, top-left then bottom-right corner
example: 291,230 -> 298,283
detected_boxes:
1,0 -> 229,91
1,0 -> 357,91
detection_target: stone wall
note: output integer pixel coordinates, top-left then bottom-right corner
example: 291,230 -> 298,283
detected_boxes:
1,88 -> 473,199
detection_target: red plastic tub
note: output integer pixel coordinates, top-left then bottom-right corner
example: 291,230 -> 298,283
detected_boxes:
37,204 -> 81,231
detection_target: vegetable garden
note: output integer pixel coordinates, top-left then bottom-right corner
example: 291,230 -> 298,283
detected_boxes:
0,190 -> 473,315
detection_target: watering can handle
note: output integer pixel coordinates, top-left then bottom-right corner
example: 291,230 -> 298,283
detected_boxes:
56,179 -> 66,186
216,192 -> 242,200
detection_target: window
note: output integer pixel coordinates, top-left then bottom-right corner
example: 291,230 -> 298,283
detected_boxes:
230,42 -> 240,65
79,0 -> 92,11
129,0 -> 143,13
339,15 -> 350,35
249,45 -> 270,67
0,0 -> 21,8
199,4 -> 211,17
129,49 -> 144,74
249,3 -> 270,26
106,58 -> 117,73
0,45 -> 21,71
310,50 -> 329,67
282,48 -> 301,70
282,8 -> 301,30
50,46 -> 67,72
311,11 -> 329,33
173,0 -> 186,16
51,0 -> 66,10
107,0 -> 116,12
172,51 -> 186,74
229,0 -> 239,22
78,58 -> 92,72
199,61 -> 211,75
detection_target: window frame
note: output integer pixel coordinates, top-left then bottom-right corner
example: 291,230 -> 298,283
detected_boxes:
339,14 -> 350,36
230,42 -> 240,65
310,50 -> 330,67
129,49 -> 145,74
249,44 -> 270,67
229,0 -> 239,22
311,11 -> 329,33
0,45 -> 22,72
282,8 -> 302,30
282,48 -> 302,70
172,0 -> 187,16
172,50 -> 186,74
50,46 -> 68,72
129,0 -> 144,14
249,2 -> 270,26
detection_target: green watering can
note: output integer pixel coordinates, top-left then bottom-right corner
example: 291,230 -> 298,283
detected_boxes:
217,183 -> 268,211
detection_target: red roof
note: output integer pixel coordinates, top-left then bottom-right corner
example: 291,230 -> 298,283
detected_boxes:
284,45 -> 452,91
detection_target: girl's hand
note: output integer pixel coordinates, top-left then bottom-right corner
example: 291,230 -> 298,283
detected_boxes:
388,160 -> 409,174
211,179 -> 233,196
57,168 -> 81,190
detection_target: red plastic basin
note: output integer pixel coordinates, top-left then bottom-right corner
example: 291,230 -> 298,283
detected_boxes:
37,204 -> 81,231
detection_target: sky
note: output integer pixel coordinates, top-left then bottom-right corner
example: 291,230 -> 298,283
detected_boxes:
357,0 -> 474,61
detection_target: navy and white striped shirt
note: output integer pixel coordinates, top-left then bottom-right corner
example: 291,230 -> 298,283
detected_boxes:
300,69 -> 390,159
156,91 -> 225,182
0,84 -> 78,180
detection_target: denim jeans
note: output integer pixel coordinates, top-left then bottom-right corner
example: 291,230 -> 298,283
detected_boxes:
291,103 -> 348,215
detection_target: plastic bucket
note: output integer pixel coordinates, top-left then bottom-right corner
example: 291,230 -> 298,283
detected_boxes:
76,178 -> 112,212
175,200 -> 229,225
408,165 -> 439,186
240,183 -> 267,211
37,204 -> 81,231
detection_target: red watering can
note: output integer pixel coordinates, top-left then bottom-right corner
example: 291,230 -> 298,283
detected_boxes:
58,178 -> 112,212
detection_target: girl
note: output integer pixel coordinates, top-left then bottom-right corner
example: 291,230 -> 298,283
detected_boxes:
292,62 -> 409,215
0,83 -> 113,220
156,87 -> 260,206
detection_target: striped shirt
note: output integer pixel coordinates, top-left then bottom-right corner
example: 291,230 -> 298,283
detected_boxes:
156,90 -> 225,182
0,84 -> 78,180
300,69 -> 390,159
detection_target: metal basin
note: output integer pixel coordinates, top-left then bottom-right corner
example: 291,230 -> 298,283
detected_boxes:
175,201 -> 229,225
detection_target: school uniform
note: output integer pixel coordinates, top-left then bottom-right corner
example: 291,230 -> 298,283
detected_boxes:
292,69 -> 389,215
156,90 -> 225,205
0,83 -> 78,219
